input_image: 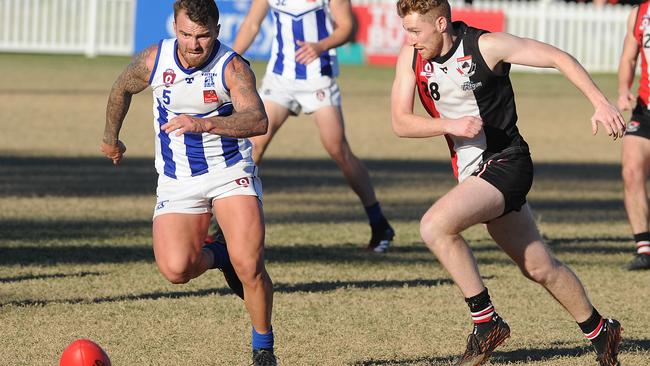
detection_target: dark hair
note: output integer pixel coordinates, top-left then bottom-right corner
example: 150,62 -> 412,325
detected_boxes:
396,0 -> 451,20
173,0 -> 220,28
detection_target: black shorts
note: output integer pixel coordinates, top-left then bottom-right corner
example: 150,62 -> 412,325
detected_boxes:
471,146 -> 533,216
628,100 -> 650,139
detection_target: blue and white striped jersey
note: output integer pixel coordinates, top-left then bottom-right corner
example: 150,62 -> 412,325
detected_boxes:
267,0 -> 339,80
148,39 -> 253,179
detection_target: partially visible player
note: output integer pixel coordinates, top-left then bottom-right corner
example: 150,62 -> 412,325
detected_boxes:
392,1 -> 625,365
617,2 -> 650,271
101,1 -> 277,364
232,0 -> 395,252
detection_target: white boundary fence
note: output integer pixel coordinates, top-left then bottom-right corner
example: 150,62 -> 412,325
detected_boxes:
0,0 -> 135,56
0,0 -> 633,72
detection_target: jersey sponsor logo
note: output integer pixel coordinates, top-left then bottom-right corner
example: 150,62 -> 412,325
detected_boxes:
627,121 -> 641,132
235,177 -> 250,187
185,77 -> 194,84
203,90 -> 219,104
462,81 -> 483,92
163,69 -> 176,87
456,55 -> 476,77
440,66 -> 448,74
155,200 -> 169,210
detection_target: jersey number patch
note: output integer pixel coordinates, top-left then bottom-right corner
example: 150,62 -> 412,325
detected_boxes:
422,81 -> 440,101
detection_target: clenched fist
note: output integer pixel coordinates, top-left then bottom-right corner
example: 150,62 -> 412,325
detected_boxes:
101,140 -> 126,166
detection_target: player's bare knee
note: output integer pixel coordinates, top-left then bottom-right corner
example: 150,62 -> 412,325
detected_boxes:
158,258 -> 196,284
420,208 -> 455,242
231,257 -> 264,286
160,268 -> 192,284
622,164 -> 645,187
521,258 -> 560,285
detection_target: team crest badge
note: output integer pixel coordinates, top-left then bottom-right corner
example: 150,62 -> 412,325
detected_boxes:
641,15 -> 650,31
627,121 -> 640,133
235,177 -> 250,187
456,55 -> 476,77
163,69 -> 176,87
203,90 -> 219,104
419,61 -> 435,78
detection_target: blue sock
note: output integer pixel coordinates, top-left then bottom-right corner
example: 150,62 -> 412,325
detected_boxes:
364,202 -> 385,226
203,242 -> 229,270
252,326 -> 274,351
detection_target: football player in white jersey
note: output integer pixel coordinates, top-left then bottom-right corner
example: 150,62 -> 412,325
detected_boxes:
391,1 -> 625,365
101,1 -> 277,364
233,0 -> 395,252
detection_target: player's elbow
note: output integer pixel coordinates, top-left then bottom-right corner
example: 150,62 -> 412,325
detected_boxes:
251,114 -> 268,137
391,114 -> 410,138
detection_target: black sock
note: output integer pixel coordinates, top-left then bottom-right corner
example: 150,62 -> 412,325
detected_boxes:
203,242 -> 230,270
466,288 -> 497,336
578,308 -> 606,353
364,202 -> 386,226
633,232 -> 650,255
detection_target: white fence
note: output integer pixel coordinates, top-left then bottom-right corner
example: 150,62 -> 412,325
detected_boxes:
0,0 -> 135,56
468,1 -> 631,72
0,0 -> 633,72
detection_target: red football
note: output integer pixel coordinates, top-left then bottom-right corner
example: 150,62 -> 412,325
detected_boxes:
59,339 -> 111,366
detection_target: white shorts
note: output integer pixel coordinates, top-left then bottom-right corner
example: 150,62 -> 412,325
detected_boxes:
259,73 -> 341,115
153,162 -> 263,219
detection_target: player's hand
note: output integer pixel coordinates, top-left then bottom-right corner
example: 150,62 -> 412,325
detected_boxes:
100,140 -> 126,166
295,40 -> 324,65
591,101 -> 626,141
161,115 -> 208,136
617,91 -> 635,111
445,116 -> 483,139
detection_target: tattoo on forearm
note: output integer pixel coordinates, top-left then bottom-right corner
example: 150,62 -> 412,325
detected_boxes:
103,46 -> 153,145
205,57 -> 268,138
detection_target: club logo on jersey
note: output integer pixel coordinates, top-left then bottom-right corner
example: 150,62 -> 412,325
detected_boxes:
316,89 -> 326,101
456,55 -> 476,77
641,15 -> 650,31
627,121 -> 641,132
203,90 -> 219,104
204,74 -> 215,88
235,177 -> 250,187
419,61 -> 435,78
163,69 -> 176,87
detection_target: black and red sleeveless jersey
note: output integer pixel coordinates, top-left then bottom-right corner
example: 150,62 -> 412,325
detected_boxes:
634,3 -> 650,106
413,21 -> 528,180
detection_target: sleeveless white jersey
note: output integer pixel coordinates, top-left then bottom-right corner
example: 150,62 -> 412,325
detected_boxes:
149,39 -> 253,179
267,0 -> 339,80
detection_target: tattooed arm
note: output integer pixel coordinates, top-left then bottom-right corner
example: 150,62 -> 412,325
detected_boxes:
161,56 -> 268,138
101,45 -> 156,165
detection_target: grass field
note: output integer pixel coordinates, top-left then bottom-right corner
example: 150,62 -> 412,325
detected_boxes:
0,54 -> 648,365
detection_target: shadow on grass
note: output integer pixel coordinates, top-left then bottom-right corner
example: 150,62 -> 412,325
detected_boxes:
0,271 -> 103,283
353,339 -> 650,365
0,278 -> 452,308
0,155 -> 628,223
0,239 -> 630,267
0,244 -> 153,266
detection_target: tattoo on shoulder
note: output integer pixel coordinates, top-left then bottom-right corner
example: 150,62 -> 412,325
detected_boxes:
228,57 -> 260,111
118,46 -> 155,93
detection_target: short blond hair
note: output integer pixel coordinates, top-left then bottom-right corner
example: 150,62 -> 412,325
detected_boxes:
396,0 -> 451,20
